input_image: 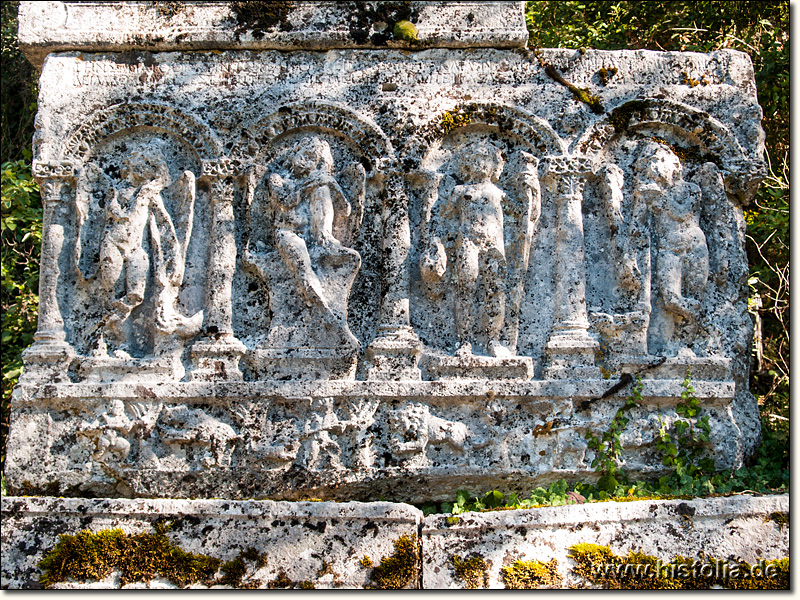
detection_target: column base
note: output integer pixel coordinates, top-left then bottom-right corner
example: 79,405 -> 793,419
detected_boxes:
189,336 -> 246,381
20,339 -> 76,384
544,330 -> 601,380
366,326 -> 422,381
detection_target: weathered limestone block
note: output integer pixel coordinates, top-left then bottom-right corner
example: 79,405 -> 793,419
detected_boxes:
8,1 -> 765,501
422,494 -> 789,589
1,494 -> 787,589
1,496 -> 421,589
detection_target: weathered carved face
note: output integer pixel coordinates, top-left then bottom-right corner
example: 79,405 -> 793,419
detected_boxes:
291,136 -> 334,177
636,143 -> 682,186
120,149 -> 168,185
458,141 -> 503,182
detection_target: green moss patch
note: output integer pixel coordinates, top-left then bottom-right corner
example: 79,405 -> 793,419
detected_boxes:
452,554 -> 489,589
368,535 -> 421,589
38,524 -> 221,588
569,543 -> 788,589
501,558 -> 562,589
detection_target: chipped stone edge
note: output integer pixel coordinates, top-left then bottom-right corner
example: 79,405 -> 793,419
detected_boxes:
18,1 -> 529,68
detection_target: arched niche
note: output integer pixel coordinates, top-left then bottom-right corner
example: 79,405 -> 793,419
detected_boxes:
60,103 -> 220,360
575,98 -> 756,365
229,102 -> 394,361
408,104 -> 563,366
61,102 -> 223,164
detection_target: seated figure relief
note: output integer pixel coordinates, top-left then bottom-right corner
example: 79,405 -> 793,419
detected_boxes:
421,140 -> 540,359
75,143 -> 202,362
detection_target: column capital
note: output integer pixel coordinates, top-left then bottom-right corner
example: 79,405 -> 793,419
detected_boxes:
201,157 -> 248,179
541,155 -> 593,179
32,160 -> 77,182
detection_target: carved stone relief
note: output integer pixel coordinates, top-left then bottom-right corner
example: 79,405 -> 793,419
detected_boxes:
241,133 -> 367,380
6,17 -> 766,502
69,133 -> 206,381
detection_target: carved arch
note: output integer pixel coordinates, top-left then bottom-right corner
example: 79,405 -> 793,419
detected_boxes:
413,103 -> 565,160
574,98 -> 765,201
235,101 -> 395,170
573,98 -> 748,164
61,102 -> 223,163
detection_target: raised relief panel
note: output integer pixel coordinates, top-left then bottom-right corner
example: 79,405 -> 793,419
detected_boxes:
6,0 -> 766,506
71,133 -> 206,381
411,108 -> 559,380
239,131 -> 370,380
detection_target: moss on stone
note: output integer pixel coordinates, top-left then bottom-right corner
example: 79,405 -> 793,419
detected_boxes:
393,20 -> 418,42
598,67 -> 618,85
452,554 -> 489,589
569,542 -> 789,590
217,547 -> 267,588
38,524 -> 221,588
359,555 -> 373,568
544,64 -> 604,114
267,569 -> 314,589
608,99 -> 649,134
501,558 -> 562,589
367,534 -> 420,589
765,511 -> 789,529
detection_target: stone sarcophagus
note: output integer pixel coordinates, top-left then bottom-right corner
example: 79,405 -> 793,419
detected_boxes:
8,1 -> 765,503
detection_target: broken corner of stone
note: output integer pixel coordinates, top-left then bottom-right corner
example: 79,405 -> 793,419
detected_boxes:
3,0 -> 781,590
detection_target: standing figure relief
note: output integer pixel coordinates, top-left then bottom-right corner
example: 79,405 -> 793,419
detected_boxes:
76,144 -> 202,359
421,140 -> 540,358
634,142 -> 709,357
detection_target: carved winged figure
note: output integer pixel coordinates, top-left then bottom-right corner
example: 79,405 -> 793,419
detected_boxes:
75,144 -> 202,358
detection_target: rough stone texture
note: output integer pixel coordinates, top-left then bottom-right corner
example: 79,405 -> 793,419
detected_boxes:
422,494 -> 789,589
8,2 -> 765,502
1,494 -> 788,589
1,496 -> 421,589
18,1 -> 529,68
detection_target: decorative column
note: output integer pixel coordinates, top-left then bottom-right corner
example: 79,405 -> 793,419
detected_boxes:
541,156 -> 600,379
189,158 -> 246,381
20,161 -> 77,384
366,170 -> 422,380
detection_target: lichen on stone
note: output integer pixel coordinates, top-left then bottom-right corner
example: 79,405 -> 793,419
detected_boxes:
452,554 -> 489,589
501,558 -> 562,589
367,535 -> 420,589
230,1 -> 296,38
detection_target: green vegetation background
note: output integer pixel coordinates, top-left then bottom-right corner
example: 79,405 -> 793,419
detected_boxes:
0,2 -> 789,485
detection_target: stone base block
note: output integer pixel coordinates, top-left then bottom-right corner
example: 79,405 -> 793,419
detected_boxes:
422,354 -> 534,380
78,355 -> 180,383
422,494 -> 789,589
1,496 -> 421,589
20,340 -> 76,384
243,348 -> 358,381
2,494 -> 787,589
189,337 -> 246,381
